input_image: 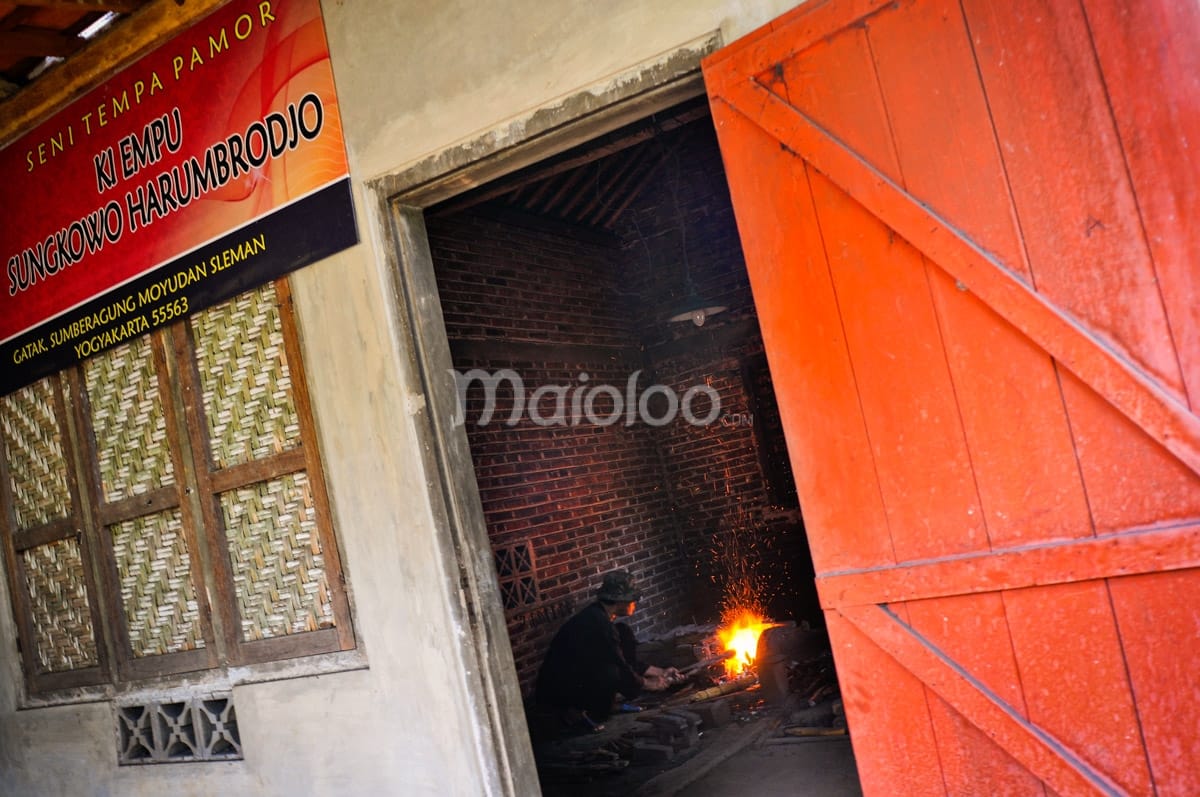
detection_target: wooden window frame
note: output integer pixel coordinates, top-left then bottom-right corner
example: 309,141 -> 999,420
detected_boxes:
0,373 -> 112,693
69,334 -> 220,683
174,279 -> 354,666
0,278 -> 355,697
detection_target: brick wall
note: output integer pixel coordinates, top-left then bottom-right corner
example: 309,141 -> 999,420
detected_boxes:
432,212 -> 631,347
427,212 -> 688,692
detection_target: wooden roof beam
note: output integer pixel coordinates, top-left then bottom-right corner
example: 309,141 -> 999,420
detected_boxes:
8,0 -> 145,12
0,27 -> 86,60
426,103 -> 711,218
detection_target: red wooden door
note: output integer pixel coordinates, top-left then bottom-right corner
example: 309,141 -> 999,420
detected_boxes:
704,1 -> 1199,794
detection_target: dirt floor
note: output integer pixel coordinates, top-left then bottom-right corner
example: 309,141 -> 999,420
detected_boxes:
534,684 -> 863,797
678,736 -> 862,796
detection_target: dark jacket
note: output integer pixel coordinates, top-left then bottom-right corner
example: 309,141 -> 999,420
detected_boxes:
534,601 -> 643,720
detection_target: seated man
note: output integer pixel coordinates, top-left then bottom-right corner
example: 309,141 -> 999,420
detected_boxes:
534,570 -> 679,730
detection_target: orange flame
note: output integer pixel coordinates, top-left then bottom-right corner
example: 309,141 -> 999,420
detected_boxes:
717,609 -> 777,677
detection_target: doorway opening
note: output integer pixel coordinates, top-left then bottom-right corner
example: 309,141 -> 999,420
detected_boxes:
422,95 -> 858,795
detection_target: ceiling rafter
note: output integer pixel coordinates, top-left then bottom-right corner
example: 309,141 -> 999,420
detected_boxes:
0,26 -> 86,59
598,145 -> 672,229
432,101 -> 710,226
1,8 -> 39,32
8,0 -> 143,12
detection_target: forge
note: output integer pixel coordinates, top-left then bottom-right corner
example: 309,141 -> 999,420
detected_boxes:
520,495 -> 844,794
527,612 -> 848,796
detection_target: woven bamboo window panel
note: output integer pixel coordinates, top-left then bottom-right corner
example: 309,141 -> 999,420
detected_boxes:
190,282 -> 301,470
1,279 -> 352,696
84,338 -> 174,501
117,695 -> 241,764
21,538 -> 99,672
494,543 -> 538,611
219,471 -> 334,641
111,510 -> 205,658
0,379 -> 72,529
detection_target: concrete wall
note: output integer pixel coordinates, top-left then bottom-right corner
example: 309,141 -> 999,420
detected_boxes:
0,1 -> 801,794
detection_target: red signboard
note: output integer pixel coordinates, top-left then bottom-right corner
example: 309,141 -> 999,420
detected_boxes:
0,0 -> 357,395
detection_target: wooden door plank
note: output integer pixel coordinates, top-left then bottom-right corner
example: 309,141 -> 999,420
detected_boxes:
826,610 -> 949,797
908,593 -> 1048,796
1109,569 -> 1200,797
963,0 -> 1200,531
703,0 -> 895,93
1003,582 -> 1153,796
774,19 -> 1062,789
924,267 -> 1094,544
1057,373 -> 1200,532
907,593 -> 1026,710
708,99 -> 893,573
809,170 -> 985,561
866,0 -> 1092,548
765,24 -> 902,186
863,0 -> 1029,279
840,602 -> 1128,796
782,28 -> 1054,789
713,79 -> 1200,479
925,692 -> 1049,797
961,0 -> 1183,398
781,27 -> 985,562
1078,0 -> 1200,527
1083,0 -> 1200,410
1108,568 -> 1200,792
717,18 -> 1087,792
706,5 -> 1197,795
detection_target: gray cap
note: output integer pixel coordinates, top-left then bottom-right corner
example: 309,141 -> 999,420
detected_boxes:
597,570 -> 640,602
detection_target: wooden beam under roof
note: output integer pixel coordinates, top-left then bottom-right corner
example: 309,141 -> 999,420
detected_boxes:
427,102 -> 710,218
0,27 -> 86,59
7,0 -> 145,12
0,0 -> 230,148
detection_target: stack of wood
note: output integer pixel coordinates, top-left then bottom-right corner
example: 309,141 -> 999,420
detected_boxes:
535,744 -> 629,780
619,708 -> 703,763
762,652 -> 848,744
787,652 -> 840,708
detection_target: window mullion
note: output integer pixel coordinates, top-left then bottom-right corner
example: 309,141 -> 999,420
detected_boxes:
169,319 -> 243,664
60,366 -> 122,686
155,324 -> 231,667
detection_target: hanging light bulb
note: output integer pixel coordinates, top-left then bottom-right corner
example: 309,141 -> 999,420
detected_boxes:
658,129 -> 730,327
668,288 -> 728,327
